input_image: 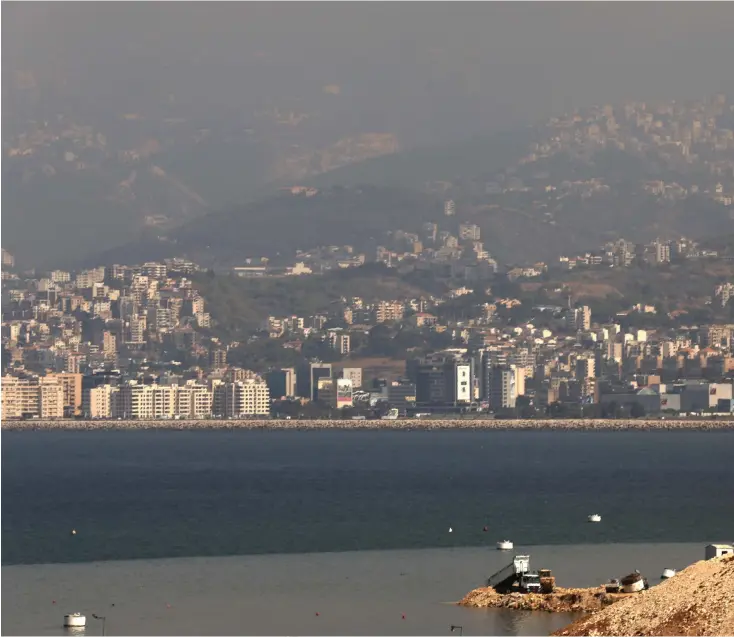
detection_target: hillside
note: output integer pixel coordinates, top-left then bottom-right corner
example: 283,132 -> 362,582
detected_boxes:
307,128 -> 534,191
10,93 -> 734,270
192,264 -> 442,338
85,186 -> 444,269
553,555 -> 734,636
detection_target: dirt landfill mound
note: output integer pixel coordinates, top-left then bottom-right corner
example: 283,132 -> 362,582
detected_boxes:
459,586 -> 624,613
554,555 -> 734,636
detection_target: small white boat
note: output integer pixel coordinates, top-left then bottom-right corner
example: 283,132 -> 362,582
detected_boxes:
661,568 -> 676,579
448,527 -> 453,533
64,613 -> 86,628
587,514 -> 602,523
497,540 -> 514,550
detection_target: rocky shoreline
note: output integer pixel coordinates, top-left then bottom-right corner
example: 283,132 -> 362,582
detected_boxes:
553,555 -> 734,636
3,417 -> 734,431
459,585 -> 626,613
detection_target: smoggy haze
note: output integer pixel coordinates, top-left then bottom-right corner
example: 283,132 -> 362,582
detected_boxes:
4,3 -> 734,145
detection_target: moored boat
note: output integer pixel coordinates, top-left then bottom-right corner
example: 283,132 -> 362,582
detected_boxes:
661,568 -> 676,579
64,613 -> 86,628
620,571 -> 645,593
497,540 -> 514,550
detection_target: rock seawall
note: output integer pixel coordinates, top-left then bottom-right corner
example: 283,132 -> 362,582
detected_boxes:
3,418 -> 734,431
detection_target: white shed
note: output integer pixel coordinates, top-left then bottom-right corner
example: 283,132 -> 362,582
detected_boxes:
705,544 -> 734,560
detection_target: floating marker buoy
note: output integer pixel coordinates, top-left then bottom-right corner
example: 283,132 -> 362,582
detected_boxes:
483,526 -> 488,532
71,529 -> 77,535
402,614 -> 406,620
315,612 -> 320,617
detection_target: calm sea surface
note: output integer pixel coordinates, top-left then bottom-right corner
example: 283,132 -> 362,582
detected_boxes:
1,543 -> 706,636
2,429 -> 732,635
2,429 -> 733,565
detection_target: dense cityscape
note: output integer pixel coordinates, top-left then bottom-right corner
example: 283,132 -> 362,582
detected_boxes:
4,7 -> 734,637
5,94 -> 734,423
4,217 -> 734,421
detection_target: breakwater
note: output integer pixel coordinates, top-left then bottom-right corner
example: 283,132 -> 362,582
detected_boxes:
3,418 -> 734,431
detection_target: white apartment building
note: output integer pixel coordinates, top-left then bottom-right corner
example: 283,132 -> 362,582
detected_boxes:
50,270 -> 72,283
84,383 -> 213,419
375,301 -> 404,323
113,382 -> 155,419
0,376 -> 64,419
175,383 -> 213,418
128,317 -> 147,343
142,262 -> 167,279
152,385 -> 177,419
223,379 -> 270,417
75,267 -> 106,288
84,384 -> 117,418
488,366 -> 519,410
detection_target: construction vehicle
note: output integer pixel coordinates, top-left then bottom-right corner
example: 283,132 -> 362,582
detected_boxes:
486,555 -> 542,594
539,569 -> 556,593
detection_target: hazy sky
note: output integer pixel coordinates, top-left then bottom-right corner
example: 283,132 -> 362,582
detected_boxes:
4,2 -> 734,144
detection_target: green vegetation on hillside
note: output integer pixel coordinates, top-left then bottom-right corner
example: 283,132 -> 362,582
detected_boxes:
533,259 -> 734,325
193,264 -> 442,338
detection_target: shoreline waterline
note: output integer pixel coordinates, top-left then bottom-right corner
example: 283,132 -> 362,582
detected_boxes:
4,417 -> 734,431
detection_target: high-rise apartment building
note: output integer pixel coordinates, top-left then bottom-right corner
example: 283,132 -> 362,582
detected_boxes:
102,331 -> 117,358
84,384 -> 116,418
209,348 -> 228,369
223,379 -> 270,416
487,365 -> 517,410
655,240 -> 671,264
1,376 -> 41,418
576,356 -> 596,380
0,376 -> 65,419
113,382 -> 155,419
329,332 -> 351,355
46,372 -> 83,416
374,301 -> 404,323
570,306 -> 592,331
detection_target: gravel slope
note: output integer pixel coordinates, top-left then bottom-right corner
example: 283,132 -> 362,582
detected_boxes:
553,555 -> 734,636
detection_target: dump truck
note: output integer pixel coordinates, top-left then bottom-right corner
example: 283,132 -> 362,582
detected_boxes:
539,568 -> 556,593
486,555 -> 542,594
